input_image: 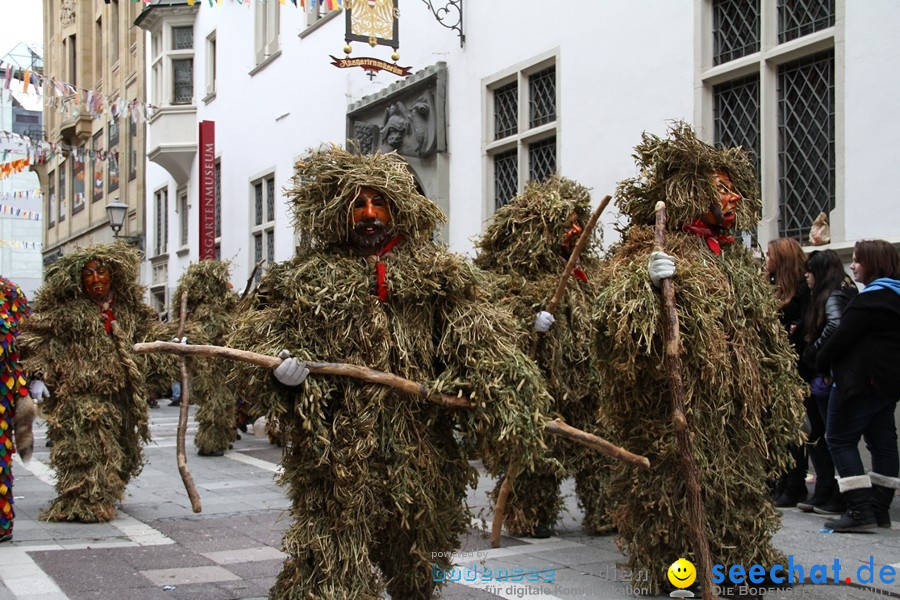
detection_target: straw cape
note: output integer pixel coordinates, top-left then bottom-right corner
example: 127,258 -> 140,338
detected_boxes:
588,123 -> 805,594
228,146 -> 551,600
171,260 -> 240,456
474,175 -> 612,535
0,276 -> 30,542
20,242 -> 168,522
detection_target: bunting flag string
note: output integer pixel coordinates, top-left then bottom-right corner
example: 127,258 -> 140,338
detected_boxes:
0,158 -> 30,181
0,62 -> 155,126
0,131 -> 119,169
135,0 -> 339,10
0,204 -> 42,221
0,239 -> 42,249
0,190 -> 42,202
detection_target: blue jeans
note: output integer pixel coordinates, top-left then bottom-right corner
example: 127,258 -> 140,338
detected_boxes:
825,386 -> 899,479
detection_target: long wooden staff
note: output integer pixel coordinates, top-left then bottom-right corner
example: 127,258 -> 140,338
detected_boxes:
175,291 -> 202,513
493,194 -> 612,547
654,201 -> 715,600
134,341 -> 650,471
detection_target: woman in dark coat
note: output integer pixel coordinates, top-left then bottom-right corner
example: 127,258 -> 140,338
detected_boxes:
817,239 -> 900,532
795,250 -> 857,516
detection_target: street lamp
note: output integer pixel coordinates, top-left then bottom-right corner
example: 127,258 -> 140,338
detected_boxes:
105,199 -> 143,249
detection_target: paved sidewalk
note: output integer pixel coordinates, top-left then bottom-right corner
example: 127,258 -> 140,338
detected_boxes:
1,403 -> 898,599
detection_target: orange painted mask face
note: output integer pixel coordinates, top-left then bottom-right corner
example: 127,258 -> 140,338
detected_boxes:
562,211 -> 584,256
82,260 -> 112,302
701,169 -> 741,228
349,186 -> 392,253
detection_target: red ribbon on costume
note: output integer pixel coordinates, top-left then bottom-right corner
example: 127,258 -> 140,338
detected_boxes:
373,235 -> 404,303
99,300 -> 117,334
572,268 -> 588,283
682,218 -> 735,255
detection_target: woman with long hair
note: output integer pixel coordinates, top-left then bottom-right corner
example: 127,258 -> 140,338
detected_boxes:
795,250 -> 857,516
817,240 -> 900,532
765,237 -> 812,507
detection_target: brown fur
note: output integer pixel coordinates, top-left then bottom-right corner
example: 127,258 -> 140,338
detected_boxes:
13,394 -> 35,463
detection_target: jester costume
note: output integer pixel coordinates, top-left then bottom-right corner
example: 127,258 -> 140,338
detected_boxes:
0,277 -> 29,542
228,147 -> 551,600
474,175 -> 611,536
21,243 -> 166,522
171,260 -> 240,456
588,123 -> 805,594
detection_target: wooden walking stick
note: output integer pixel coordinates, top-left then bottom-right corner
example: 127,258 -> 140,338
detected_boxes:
175,291 -> 202,513
492,194 -> 612,548
134,342 -> 651,469
654,201 -> 716,600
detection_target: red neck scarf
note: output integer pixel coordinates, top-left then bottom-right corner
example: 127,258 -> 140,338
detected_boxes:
682,218 -> 735,255
372,235 -> 404,303
98,298 -> 117,334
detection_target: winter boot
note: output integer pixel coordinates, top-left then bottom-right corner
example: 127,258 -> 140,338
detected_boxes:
869,473 -> 900,529
824,476 -> 876,532
798,440 -> 837,512
774,483 -> 808,507
774,443 -> 808,507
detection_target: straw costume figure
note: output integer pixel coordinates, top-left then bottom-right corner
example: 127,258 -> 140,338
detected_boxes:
21,242 -> 168,522
0,276 -> 32,543
588,123 -> 805,593
228,146 -> 551,600
474,175 -> 610,537
171,260 -> 240,457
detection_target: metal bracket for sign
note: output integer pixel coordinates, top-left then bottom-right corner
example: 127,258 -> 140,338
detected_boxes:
421,0 -> 464,47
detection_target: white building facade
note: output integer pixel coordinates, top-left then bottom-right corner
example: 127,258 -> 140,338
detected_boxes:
136,0 -> 900,313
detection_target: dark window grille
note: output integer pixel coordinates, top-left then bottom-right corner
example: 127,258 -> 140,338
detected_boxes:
714,74 -> 761,176
172,58 -> 193,105
778,0 -> 834,44
266,176 -> 275,222
529,66 -> 556,128
254,182 -> 263,226
528,137 -> 556,183
713,0 -> 760,66
266,230 -> 275,267
493,149 -> 518,210
778,51 -> 835,241
493,82 -> 517,140
172,26 -> 193,50
254,233 -> 263,283
58,163 -> 66,222
156,189 -> 168,256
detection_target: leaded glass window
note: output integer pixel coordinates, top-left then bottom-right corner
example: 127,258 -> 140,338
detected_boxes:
714,74 -> 761,175
529,137 -> 556,183
494,82 -> 517,140
713,0 -> 760,66
778,0 -> 835,44
529,66 -> 556,128
778,51 -> 835,241
494,150 -> 517,211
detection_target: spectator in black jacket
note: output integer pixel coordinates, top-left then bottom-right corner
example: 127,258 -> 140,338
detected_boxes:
795,250 -> 857,516
766,237 -> 812,507
817,239 -> 900,532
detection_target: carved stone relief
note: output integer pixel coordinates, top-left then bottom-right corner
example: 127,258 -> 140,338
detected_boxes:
61,0 -> 76,28
347,63 -> 446,160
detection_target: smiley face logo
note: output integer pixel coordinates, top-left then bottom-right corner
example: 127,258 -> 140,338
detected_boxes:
667,558 -> 696,589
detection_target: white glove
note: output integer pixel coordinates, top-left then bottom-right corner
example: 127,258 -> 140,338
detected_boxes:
28,379 -> 50,400
273,349 -> 310,387
648,251 -> 676,288
534,311 -> 556,333
171,336 -> 188,344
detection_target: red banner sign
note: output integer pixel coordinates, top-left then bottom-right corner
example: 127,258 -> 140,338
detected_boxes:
330,55 -> 411,77
198,120 -> 216,260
